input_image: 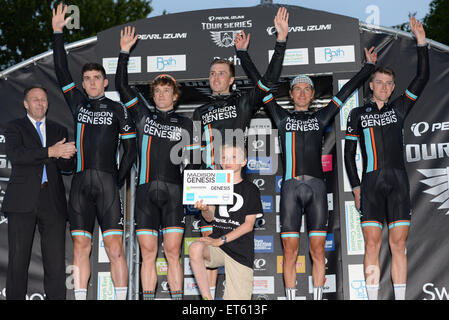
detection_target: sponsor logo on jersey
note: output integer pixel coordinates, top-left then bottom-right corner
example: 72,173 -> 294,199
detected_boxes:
143,117 -> 183,141
77,107 -> 113,125
285,117 -> 319,132
360,110 -> 398,128
201,105 -> 238,125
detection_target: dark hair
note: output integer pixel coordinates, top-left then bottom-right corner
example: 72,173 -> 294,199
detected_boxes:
24,85 -> 48,98
82,62 -> 107,79
210,58 -> 235,78
370,67 -> 396,83
150,74 -> 181,103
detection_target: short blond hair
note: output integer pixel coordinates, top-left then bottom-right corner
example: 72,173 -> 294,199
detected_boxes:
220,143 -> 247,163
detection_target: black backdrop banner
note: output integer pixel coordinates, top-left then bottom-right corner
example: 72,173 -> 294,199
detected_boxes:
0,3 -> 448,300
96,5 -> 361,85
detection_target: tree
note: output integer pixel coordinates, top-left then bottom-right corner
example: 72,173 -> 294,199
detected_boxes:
393,0 -> 449,46
0,0 -> 153,70
422,0 -> 449,46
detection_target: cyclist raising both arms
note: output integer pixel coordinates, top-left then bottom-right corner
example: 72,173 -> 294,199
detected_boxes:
236,29 -> 378,299
115,26 -> 197,300
344,17 -> 429,300
191,8 -> 289,297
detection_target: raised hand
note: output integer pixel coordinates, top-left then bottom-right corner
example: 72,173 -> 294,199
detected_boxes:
410,16 -> 426,45
364,46 -> 377,64
234,30 -> 251,50
274,7 -> 289,41
120,26 -> 138,52
52,3 -> 72,32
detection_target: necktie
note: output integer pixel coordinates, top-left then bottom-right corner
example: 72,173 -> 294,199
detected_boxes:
36,121 -> 48,184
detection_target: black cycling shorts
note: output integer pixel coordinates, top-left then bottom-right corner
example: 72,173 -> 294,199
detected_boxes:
280,176 -> 329,239
360,168 -> 411,230
69,169 -> 123,240
135,180 -> 185,237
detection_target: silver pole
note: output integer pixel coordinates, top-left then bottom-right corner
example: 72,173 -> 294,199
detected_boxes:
127,164 -> 139,300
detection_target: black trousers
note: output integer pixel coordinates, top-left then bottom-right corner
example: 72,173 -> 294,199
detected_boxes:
6,185 -> 67,300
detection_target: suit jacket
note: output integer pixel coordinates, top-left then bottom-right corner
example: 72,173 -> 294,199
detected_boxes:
2,117 -> 74,216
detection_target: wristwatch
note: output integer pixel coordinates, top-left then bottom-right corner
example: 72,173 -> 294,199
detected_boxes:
221,235 -> 227,244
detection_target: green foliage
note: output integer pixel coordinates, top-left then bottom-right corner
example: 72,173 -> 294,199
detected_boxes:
393,0 -> 449,46
0,0 -> 153,70
422,0 -> 449,45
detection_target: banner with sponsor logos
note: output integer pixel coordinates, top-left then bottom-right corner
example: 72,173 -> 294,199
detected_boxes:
96,5 -> 361,88
3,3 -> 448,301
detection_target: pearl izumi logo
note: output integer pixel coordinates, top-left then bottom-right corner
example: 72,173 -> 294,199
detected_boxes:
201,15 -> 252,48
418,168 -> 449,215
411,122 -> 430,137
411,121 -> 449,137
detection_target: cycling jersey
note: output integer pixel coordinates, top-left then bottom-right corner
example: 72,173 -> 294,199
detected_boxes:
344,45 -> 429,189
191,41 -> 286,169
53,33 -> 137,187
115,51 -> 195,185
261,63 -> 375,181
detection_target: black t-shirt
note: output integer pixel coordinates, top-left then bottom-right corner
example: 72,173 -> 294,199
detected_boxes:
209,179 -> 263,269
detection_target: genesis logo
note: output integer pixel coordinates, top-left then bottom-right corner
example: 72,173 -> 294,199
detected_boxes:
418,168 -> 449,215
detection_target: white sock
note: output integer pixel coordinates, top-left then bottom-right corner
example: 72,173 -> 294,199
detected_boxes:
313,286 -> 323,300
393,283 -> 406,300
210,286 -> 216,300
285,287 -> 296,300
366,284 -> 379,300
74,289 -> 87,300
115,287 -> 128,300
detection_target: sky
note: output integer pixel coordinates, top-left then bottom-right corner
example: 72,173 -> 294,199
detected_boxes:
148,0 -> 433,28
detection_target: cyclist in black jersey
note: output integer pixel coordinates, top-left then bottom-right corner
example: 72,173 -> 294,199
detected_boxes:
191,8 -> 288,170
116,26 -> 196,300
52,4 -> 136,300
344,17 -> 429,300
240,28 -> 377,298
190,7 -> 289,298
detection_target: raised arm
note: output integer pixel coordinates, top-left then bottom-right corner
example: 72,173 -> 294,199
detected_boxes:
52,3 -> 87,115
235,7 -> 288,87
116,104 -> 137,188
115,26 -> 145,122
318,46 -> 377,126
395,16 -> 429,117
233,8 -> 288,115
344,108 -> 362,208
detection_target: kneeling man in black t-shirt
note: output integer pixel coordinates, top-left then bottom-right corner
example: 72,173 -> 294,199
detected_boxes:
189,143 -> 263,300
